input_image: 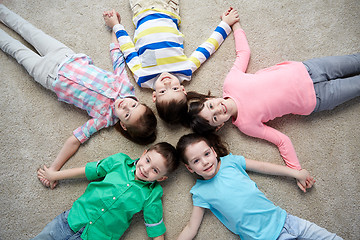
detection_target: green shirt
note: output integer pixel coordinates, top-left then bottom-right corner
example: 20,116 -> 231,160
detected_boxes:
67,152 -> 166,239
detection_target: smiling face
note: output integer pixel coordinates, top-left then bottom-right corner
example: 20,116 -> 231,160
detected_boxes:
198,98 -> 233,127
153,72 -> 186,103
184,140 -> 220,180
114,97 -> 146,129
135,149 -> 168,182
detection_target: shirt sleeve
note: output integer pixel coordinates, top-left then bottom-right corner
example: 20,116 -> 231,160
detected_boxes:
232,28 -> 251,73
113,24 -> 141,77
143,184 -> 166,238
109,43 -> 136,97
242,122 -> 302,170
188,21 -> 232,73
190,188 -> 211,209
85,152 -> 127,181
73,118 -> 109,144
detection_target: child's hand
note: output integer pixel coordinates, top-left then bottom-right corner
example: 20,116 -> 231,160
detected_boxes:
103,9 -> 121,29
221,7 -> 240,26
296,169 -> 316,192
37,165 -> 58,189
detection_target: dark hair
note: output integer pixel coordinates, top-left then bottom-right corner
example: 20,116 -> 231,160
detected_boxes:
156,96 -> 189,126
176,132 -> 229,164
186,91 -> 217,133
115,104 -> 157,145
148,142 -> 179,174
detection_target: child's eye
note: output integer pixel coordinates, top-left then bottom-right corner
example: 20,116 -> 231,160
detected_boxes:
132,103 -> 136,108
209,103 -> 213,109
146,158 -> 150,163
153,168 -> 158,174
125,113 -> 129,118
159,90 -> 166,94
172,87 -> 179,90
205,151 -> 210,156
213,116 -> 217,122
193,159 -> 199,164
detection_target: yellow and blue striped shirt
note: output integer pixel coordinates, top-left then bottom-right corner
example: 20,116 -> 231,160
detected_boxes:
113,8 -> 231,89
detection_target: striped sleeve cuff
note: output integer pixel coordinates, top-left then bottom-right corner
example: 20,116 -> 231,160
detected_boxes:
145,218 -> 166,238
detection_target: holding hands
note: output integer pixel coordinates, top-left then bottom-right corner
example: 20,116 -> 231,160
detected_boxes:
296,169 -> 316,193
103,9 -> 121,28
221,7 -> 239,26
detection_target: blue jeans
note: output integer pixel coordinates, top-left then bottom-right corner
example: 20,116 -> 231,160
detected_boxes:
303,53 -> 360,112
277,214 -> 343,240
31,210 -> 84,240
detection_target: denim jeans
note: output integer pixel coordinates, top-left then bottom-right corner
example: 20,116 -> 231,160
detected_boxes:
303,53 -> 360,112
0,4 -> 75,91
31,210 -> 84,240
277,214 -> 343,240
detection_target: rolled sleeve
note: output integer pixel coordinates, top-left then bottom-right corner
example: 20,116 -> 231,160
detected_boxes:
143,185 -> 166,237
85,161 -> 100,181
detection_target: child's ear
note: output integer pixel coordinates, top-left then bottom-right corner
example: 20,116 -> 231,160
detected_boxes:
185,164 -> 194,173
152,91 -> 157,102
120,122 -> 127,131
157,176 -> 168,182
180,85 -> 187,95
215,123 -> 224,131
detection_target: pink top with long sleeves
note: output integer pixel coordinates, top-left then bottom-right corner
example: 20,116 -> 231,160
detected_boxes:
223,29 -> 316,170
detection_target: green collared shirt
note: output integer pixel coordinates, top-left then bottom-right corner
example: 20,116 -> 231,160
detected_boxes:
67,152 -> 166,239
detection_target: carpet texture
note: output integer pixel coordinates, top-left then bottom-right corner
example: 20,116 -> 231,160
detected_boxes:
0,0 -> 359,239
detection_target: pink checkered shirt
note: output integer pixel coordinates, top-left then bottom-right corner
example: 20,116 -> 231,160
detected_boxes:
53,43 -> 135,143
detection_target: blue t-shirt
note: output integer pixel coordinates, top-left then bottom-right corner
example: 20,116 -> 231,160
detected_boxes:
190,153 -> 287,240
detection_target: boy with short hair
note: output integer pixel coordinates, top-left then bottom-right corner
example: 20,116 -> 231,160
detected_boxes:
35,142 -> 179,240
103,2 -> 240,124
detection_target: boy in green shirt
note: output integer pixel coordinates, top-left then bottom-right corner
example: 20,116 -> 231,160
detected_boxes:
35,142 -> 179,240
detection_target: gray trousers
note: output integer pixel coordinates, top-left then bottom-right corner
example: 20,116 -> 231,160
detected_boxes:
303,53 -> 360,112
0,4 -> 75,91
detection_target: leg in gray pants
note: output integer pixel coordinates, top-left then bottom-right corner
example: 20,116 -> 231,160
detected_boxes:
0,4 -> 75,90
303,53 -> 360,112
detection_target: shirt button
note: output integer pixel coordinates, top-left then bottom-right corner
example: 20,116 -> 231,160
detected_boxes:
113,197 -> 116,200
90,221 -> 93,224
101,209 -> 104,212
127,184 -> 130,187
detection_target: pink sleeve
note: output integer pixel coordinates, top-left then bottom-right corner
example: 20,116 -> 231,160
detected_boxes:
233,29 -> 251,73
262,124 -> 302,170
243,123 -> 302,170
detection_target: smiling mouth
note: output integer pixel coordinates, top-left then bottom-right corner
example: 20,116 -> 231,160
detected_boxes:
160,76 -> 171,82
118,99 -> 124,109
221,103 -> 227,114
204,164 -> 213,172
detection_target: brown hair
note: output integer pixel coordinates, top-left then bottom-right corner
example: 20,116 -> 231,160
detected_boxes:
115,104 -> 157,145
186,91 -> 217,133
148,142 -> 179,174
155,96 -> 189,126
176,132 -> 229,165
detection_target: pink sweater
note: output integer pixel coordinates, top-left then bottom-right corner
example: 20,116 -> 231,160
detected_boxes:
223,29 -> 316,170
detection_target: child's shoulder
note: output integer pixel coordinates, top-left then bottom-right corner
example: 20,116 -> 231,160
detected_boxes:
220,153 -> 246,168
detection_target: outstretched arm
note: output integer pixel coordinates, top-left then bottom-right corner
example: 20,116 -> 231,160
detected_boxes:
37,135 -> 81,189
37,165 -> 86,182
177,206 -> 205,240
245,158 -> 315,192
153,234 -> 164,240
188,8 -> 237,73
103,9 -> 140,76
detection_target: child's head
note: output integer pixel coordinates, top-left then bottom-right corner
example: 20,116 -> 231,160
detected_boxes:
153,72 -> 188,125
135,142 -> 179,182
186,91 -> 218,133
176,133 -> 229,180
114,97 -> 157,145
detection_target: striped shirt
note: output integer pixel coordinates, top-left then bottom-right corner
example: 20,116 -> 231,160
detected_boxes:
114,9 -> 232,89
53,43 -> 136,143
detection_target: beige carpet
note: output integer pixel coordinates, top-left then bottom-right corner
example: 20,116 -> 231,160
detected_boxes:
0,0 -> 359,239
